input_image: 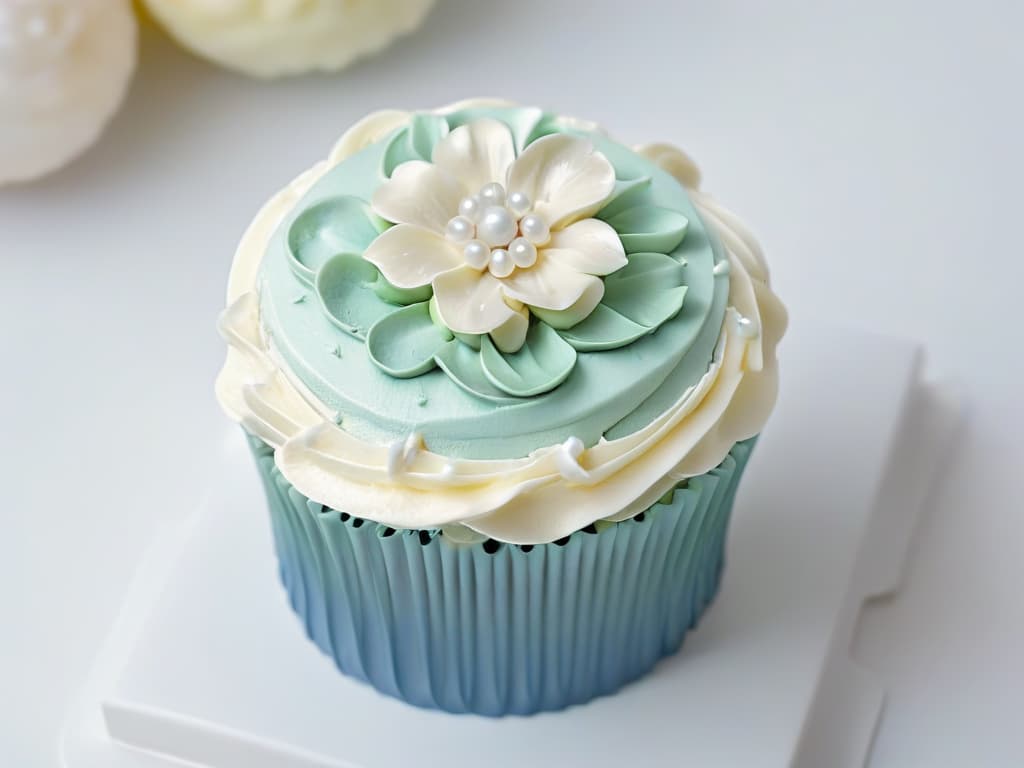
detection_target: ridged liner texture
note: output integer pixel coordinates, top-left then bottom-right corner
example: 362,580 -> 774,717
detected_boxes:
248,435 -> 756,716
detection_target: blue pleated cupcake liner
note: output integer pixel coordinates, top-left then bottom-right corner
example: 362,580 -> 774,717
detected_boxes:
248,434 -> 756,716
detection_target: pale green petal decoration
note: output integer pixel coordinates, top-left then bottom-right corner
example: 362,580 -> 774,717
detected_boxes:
381,114 -> 450,177
434,342 -> 521,404
366,302 -> 453,378
558,251 -> 688,351
443,105 -> 545,153
371,275 -> 432,306
480,323 -> 577,397
597,176 -> 652,221
557,304 -> 649,351
288,196 -> 387,286
315,253 -> 398,339
605,206 -> 688,254
602,252 -> 688,327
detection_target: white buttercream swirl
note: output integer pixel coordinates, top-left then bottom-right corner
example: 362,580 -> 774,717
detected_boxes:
216,100 -> 787,544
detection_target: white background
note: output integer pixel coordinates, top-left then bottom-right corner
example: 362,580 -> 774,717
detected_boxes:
2,1 -> 1022,765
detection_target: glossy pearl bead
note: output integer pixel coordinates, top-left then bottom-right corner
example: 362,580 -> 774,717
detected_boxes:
507,191 -> 531,215
509,237 -> 537,268
479,182 -> 507,207
736,315 -> 760,338
458,195 -> 483,223
445,215 -> 475,244
488,248 -> 514,278
478,205 -> 516,247
463,239 -> 490,270
519,213 -> 550,245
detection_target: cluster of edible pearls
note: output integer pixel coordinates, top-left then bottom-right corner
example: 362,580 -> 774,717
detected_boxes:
444,182 -> 551,278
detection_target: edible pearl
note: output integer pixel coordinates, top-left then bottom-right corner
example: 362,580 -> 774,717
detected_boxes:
488,248 -> 514,278
445,215 -> 475,243
736,315 -> 760,338
509,237 -> 537,268
479,182 -> 507,207
463,239 -> 490,270
519,213 -> 550,245
478,205 -> 517,247
458,194 -> 483,223
507,191 -> 531,216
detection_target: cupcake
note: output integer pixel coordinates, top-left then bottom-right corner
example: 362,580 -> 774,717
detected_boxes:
216,99 -> 786,716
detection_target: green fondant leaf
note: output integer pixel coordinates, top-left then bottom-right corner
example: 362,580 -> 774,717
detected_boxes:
479,323 -> 577,397
444,105 -> 545,153
433,342 -> 521,404
596,176 -> 653,221
315,253 -> 398,340
557,304 -> 650,351
371,275 -> 433,306
366,302 -> 452,378
606,206 -> 689,254
288,196 -> 386,285
381,114 -> 450,177
602,252 -> 688,329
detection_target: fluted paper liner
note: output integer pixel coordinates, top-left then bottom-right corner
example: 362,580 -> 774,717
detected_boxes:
249,435 -> 755,716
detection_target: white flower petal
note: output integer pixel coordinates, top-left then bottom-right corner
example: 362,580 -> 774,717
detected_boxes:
372,160 -> 467,232
363,225 -> 463,289
432,118 -> 516,193
489,304 -> 530,354
542,218 -> 627,276
506,134 -> 616,229
500,257 -> 604,312
432,266 -> 519,335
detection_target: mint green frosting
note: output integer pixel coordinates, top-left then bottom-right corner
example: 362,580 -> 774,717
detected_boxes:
259,107 -> 729,459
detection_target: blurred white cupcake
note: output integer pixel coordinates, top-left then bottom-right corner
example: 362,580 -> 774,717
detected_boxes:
0,0 -> 136,185
143,0 -> 436,78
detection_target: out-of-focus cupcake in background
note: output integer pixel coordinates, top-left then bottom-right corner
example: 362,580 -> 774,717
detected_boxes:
141,0 -> 436,78
0,0 -> 136,185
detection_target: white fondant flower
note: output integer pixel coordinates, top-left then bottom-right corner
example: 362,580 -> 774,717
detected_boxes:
364,119 -> 625,352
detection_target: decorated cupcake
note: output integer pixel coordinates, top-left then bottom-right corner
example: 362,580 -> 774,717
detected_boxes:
216,99 -> 786,715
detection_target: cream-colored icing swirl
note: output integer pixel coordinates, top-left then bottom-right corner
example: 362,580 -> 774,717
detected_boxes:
216,100 -> 787,544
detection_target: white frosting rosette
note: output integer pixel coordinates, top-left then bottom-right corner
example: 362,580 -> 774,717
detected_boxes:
0,0 -> 136,185
217,99 -> 787,544
142,0 -> 435,78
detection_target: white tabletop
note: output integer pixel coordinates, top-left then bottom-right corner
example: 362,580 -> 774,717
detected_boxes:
2,1 -> 1022,765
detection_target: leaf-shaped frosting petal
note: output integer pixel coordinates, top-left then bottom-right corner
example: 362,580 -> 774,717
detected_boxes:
381,114 -> 451,177
556,304 -> 650,351
596,176 -> 652,221
441,105 -> 545,153
288,196 -> 386,285
315,253 -> 399,339
433,341 -> 522,404
366,301 -> 453,378
602,252 -> 687,328
605,206 -> 689,254
480,322 -> 578,397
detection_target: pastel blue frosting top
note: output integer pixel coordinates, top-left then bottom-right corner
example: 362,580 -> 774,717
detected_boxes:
258,106 -> 729,460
